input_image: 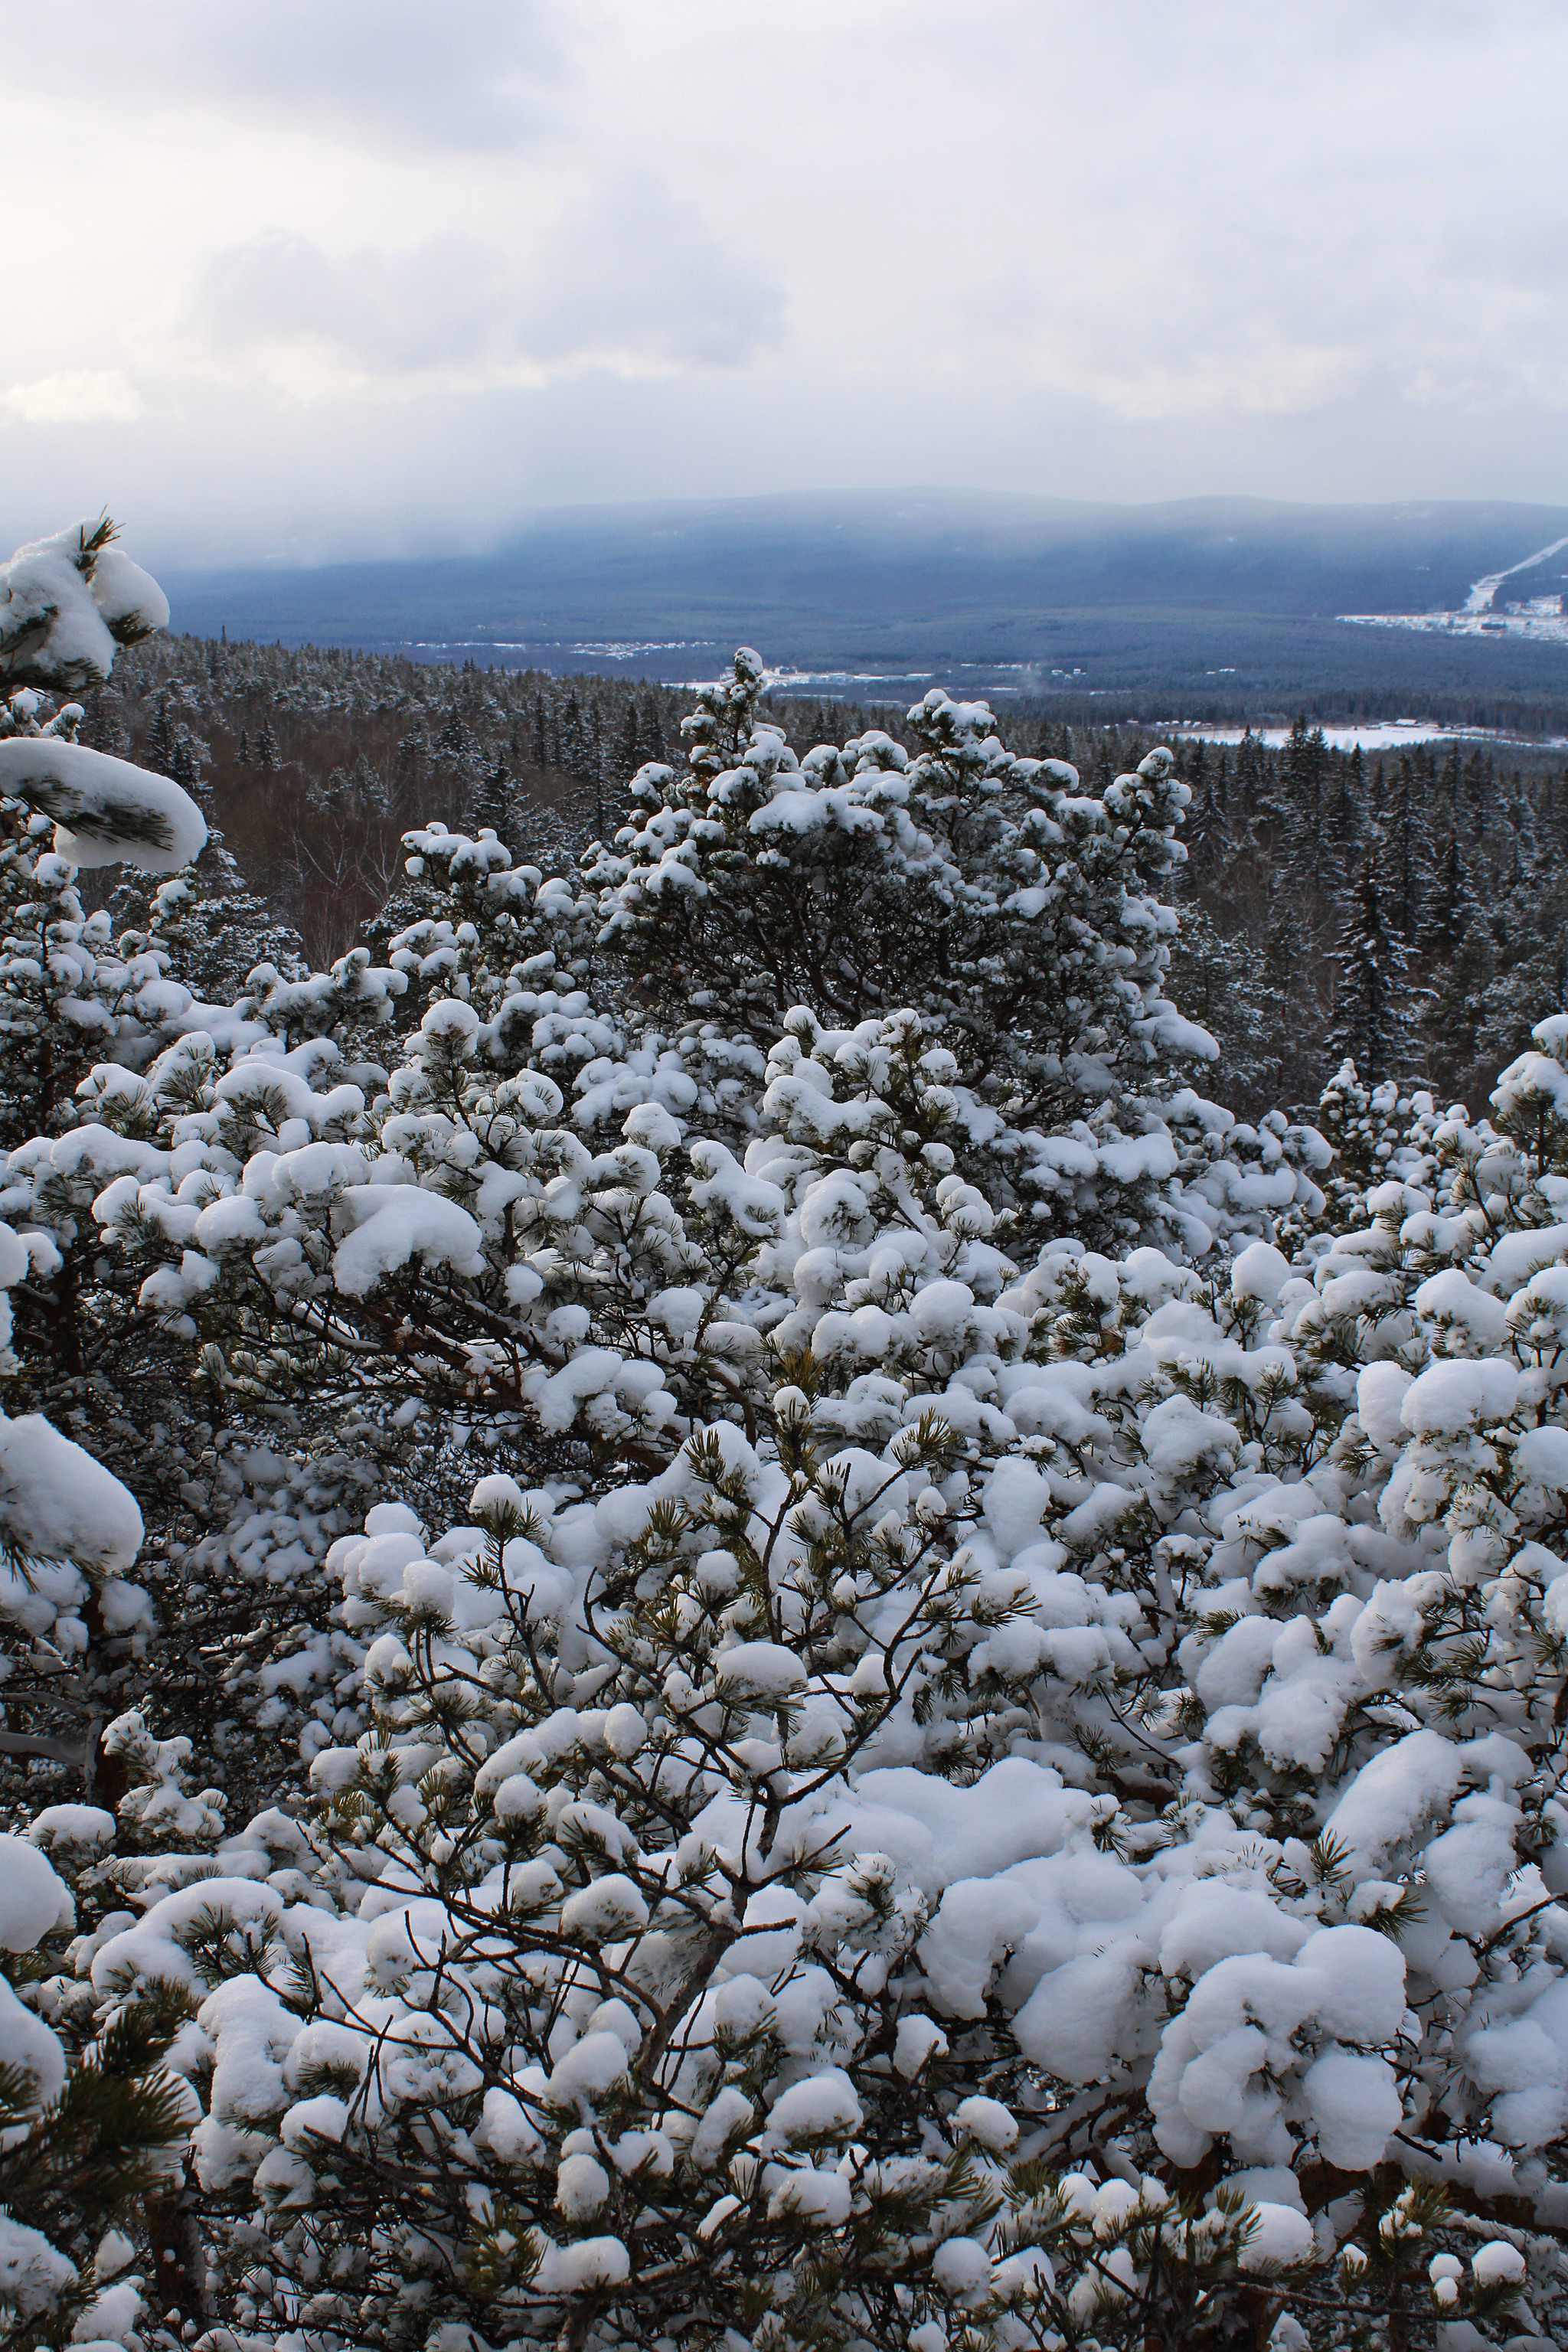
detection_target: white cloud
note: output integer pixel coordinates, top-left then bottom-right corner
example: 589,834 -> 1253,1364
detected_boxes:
521,173 -> 784,371
2,371 -> 143,425
191,234 -> 508,388
8,0 -> 566,151
1,0 -> 1566,558
187,176 -> 784,396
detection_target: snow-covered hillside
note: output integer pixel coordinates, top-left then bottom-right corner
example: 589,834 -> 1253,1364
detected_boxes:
1343,529 -> 1568,646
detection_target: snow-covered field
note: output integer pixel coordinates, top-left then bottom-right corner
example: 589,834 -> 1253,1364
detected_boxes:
1340,530 -> 1568,648
1178,720 -> 1451,750
1176,718 -> 1568,751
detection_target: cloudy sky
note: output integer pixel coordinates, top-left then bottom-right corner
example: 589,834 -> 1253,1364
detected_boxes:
8,0 -> 1566,564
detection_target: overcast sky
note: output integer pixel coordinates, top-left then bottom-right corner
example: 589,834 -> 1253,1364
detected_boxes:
8,0 -> 1566,564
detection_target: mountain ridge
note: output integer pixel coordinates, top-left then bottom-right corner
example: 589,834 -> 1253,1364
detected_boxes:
144,489 -> 1568,698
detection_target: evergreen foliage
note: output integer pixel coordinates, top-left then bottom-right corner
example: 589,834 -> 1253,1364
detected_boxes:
1328,844 -> 1421,1089
2,526 -> 1568,2347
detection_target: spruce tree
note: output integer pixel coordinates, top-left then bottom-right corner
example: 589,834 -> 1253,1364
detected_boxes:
470,753 -> 513,844
1328,839 -> 1421,1087
613,700 -> 641,788
1423,826 -> 1480,959
641,696 -> 668,763
1476,868 -> 1568,1070
1166,904 -> 1284,1110
1383,752 -> 1430,944
142,688 -> 175,776
1282,712 -> 1328,893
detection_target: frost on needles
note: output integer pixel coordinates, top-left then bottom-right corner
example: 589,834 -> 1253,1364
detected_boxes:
0,610 -> 1564,2347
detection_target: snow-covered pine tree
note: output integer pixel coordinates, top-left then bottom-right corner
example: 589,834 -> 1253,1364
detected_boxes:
0,527 -> 224,2347
85,1027 -> 1568,2343
1165,903 -> 1285,1111
9,608 -> 1568,2346
0,1827 -> 192,2351
126,831 -> 307,1008
592,652 -> 1225,1244
1328,839 -> 1422,1090
0,524 -> 293,1822
470,754 -> 514,846
0,527 -> 211,1143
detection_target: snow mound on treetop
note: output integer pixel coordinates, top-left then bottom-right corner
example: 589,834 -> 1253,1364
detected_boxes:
0,521 -> 167,691
0,1411 -> 143,1572
0,737 -> 206,873
0,1834 -> 72,1951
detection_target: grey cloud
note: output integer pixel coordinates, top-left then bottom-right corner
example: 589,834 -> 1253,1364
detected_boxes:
17,1 -> 565,151
196,235 -> 511,374
27,358 -> 1568,578
192,177 -> 785,383
1437,214 -> 1568,296
12,0 -> 1568,564
521,173 -> 786,370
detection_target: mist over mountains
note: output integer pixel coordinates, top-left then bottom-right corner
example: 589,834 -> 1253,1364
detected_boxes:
155,490 -> 1568,704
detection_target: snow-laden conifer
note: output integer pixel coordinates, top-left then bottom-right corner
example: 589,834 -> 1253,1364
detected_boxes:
1,617 -> 1566,2346
591,655 -> 1229,1245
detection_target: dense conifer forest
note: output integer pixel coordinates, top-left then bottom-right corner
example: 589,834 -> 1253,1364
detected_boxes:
98,629 -> 1568,1113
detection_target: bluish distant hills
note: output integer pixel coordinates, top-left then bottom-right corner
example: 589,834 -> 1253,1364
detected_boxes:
155,490 -> 1568,704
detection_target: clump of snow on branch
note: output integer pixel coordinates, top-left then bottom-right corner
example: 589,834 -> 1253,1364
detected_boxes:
0,518 -> 203,872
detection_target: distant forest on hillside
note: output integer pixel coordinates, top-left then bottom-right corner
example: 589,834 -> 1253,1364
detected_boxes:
86,630 -> 1568,1120
155,488 -> 1568,707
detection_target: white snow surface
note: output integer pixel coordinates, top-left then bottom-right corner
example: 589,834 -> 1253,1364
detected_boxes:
0,521 -> 167,691
0,737 -> 206,872
0,1411 -> 143,1573
0,1835 -> 72,1950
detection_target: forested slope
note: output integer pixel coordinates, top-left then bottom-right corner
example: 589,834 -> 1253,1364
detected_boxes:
96,630 -> 1568,1113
